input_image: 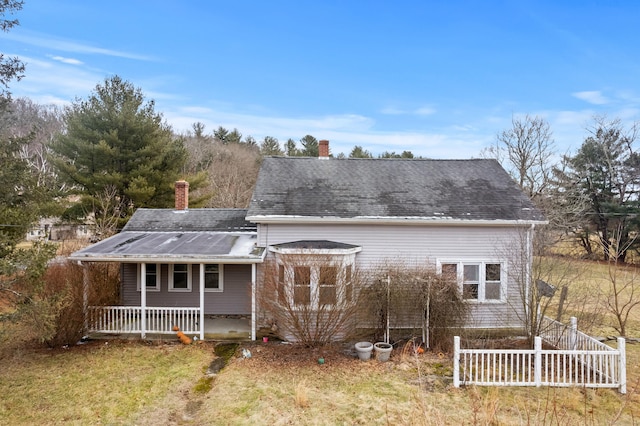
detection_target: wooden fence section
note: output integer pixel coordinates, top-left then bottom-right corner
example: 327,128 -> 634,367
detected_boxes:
453,334 -> 627,394
87,306 -> 201,336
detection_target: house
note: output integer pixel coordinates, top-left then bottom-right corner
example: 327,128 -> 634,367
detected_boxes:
69,141 -> 546,341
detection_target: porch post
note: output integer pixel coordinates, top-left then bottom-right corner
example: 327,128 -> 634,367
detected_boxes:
81,261 -> 88,333
199,263 -> 205,341
140,263 -> 147,339
618,337 -> 627,394
251,263 -> 256,341
453,336 -> 460,388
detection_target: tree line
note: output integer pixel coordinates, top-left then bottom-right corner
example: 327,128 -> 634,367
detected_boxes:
3,79 -> 640,265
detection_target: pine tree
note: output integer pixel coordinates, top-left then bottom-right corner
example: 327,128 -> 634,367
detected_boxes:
51,76 -> 191,224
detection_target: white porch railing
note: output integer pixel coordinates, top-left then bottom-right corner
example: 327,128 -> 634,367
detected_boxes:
453,322 -> 627,394
87,306 -> 201,335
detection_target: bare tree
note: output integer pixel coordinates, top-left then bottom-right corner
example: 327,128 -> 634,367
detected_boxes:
503,228 -> 602,345
484,114 -> 556,200
600,226 -> 640,337
257,256 -> 363,347
90,185 -> 122,240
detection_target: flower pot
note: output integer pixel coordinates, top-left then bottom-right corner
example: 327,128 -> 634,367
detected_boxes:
355,341 -> 374,361
374,342 -> 393,362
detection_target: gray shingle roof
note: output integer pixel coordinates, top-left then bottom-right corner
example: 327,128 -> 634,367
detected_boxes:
247,157 -> 545,222
123,208 -> 255,232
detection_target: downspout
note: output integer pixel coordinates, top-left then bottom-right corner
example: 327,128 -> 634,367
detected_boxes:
141,263 -> 147,339
251,263 -> 257,341
199,263 -> 205,341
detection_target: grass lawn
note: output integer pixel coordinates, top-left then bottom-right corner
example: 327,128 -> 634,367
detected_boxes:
0,337 -> 638,425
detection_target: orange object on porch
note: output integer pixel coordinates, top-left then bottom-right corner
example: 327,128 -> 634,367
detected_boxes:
173,326 -> 192,345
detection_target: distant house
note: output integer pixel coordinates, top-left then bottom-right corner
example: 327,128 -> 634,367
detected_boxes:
70,141 -> 546,341
27,218 -> 92,242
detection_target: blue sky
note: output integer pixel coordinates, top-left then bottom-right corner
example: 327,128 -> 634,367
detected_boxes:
2,0 -> 639,158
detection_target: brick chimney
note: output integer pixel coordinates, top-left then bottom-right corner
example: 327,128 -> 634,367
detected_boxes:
175,180 -> 189,210
319,140 -> 329,159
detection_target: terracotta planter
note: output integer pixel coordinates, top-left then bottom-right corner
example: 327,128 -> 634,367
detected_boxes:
374,342 -> 393,362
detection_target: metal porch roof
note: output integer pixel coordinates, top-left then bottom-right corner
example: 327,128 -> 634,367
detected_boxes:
69,231 -> 265,263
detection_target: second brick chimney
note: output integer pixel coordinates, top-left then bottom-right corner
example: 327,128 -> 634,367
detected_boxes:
175,180 -> 189,210
319,140 -> 329,159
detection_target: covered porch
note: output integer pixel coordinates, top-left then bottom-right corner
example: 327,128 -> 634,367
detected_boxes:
68,209 -> 266,341
86,308 -> 251,340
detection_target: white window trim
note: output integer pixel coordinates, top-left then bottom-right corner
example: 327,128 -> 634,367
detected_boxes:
169,263 -> 192,292
137,263 -> 161,292
203,264 -> 224,293
275,253 -> 357,309
437,259 -> 507,303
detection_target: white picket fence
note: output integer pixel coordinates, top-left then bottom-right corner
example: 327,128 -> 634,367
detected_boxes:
87,306 -> 201,336
453,318 -> 627,394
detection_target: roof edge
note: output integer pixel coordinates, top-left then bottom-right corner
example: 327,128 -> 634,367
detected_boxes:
246,215 -> 548,227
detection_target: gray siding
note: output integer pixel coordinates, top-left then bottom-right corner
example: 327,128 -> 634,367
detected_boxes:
257,223 -> 531,330
121,263 -> 251,315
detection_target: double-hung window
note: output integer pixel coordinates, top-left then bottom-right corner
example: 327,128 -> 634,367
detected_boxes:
137,263 -> 161,291
204,264 -> 223,292
319,266 -> 338,305
293,266 -> 311,305
169,264 -> 191,292
439,261 -> 505,302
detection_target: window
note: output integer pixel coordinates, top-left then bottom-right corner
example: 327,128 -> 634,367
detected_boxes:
169,264 -> 192,292
344,265 -> 353,302
294,266 -> 311,305
276,262 -> 355,308
137,263 -> 161,291
463,264 -> 479,300
204,264 -> 223,292
277,264 -> 287,304
485,263 -> 502,300
319,266 -> 337,305
440,261 -> 504,302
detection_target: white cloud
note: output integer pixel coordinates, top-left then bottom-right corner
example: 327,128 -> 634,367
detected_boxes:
161,104 -> 483,158
380,105 -> 436,116
414,106 -> 436,116
572,91 -> 609,105
49,55 -> 84,65
6,30 -> 154,61
11,55 -> 102,103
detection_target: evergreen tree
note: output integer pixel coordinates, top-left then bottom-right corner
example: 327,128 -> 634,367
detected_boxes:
260,136 -> 283,156
300,134 -> 318,157
285,138 -> 298,156
51,76 -> 192,224
349,145 -> 373,158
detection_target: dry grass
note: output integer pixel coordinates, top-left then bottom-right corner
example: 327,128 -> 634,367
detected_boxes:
0,337 -> 638,425
548,257 -> 640,336
0,340 -> 212,425
1,257 -> 640,425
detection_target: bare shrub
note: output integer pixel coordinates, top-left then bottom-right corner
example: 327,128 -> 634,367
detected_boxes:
50,262 -> 119,346
358,262 -> 467,351
257,256 -> 363,347
2,260 -> 120,349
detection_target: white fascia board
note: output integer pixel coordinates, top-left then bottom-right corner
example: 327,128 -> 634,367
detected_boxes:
70,254 -> 266,264
268,246 -> 362,255
246,215 -> 548,227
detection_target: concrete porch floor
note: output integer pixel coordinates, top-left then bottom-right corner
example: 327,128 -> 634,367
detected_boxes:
89,317 -> 252,341
203,317 -> 251,340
